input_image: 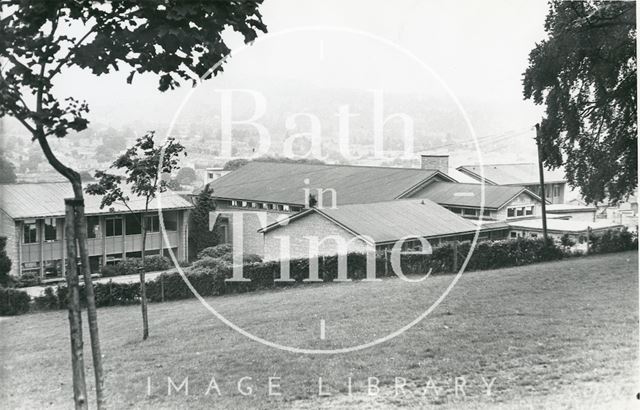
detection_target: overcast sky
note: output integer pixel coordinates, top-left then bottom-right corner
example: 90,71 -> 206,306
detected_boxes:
7,0 -> 551,147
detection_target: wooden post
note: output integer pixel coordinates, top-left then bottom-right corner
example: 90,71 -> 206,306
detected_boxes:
535,124 -> 549,243
452,241 -> 459,272
384,249 -> 389,276
160,274 -> 165,303
64,200 -> 88,410
39,219 -> 44,281
72,199 -> 105,408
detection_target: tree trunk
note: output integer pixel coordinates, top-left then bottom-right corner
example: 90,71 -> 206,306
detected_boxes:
140,223 -> 149,340
64,201 -> 88,410
74,203 -> 105,408
36,133 -> 101,409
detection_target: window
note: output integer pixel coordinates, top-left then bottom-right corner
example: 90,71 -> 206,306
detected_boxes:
87,216 -> 100,239
510,232 -> 517,238
448,207 -> 462,214
44,218 -> 57,241
125,214 -> 141,235
507,208 -> 515,218
276,204 -> 284,211
23,222 -> 37,243
516,207 -> 524,217
163,212 -> 178,231
482,210 -> 491,217
530,233 -> 538,238
553,185 -> 560,197
231,200 -> 239,207
525,206 -> 534,216
105,217 -> 123,237
241,201 -> 248,207
463,208 -> 477,217
208,172 -> 214,179
545,187 -> 551,198
283,205 -> 290,212
251,202 -> 258,208
144,215 -> 160,232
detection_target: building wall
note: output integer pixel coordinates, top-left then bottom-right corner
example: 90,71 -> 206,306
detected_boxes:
526,183 -> 565,204
495,193 -> 542,221
0,209 -> 19,276
263,212 -> 369,261
6,209 -> 190,278
214,204 -> 292,258
547,211 -> 596,223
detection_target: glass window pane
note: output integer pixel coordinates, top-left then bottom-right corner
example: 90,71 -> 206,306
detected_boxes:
87,216 -> 100,239
126,214 -> 141,235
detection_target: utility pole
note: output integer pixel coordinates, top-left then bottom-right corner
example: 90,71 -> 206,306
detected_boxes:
535,123 -> 549,243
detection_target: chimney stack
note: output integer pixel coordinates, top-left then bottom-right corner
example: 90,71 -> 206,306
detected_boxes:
420,154 -> 449,175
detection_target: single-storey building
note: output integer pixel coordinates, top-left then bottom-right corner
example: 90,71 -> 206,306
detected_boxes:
203,160 -> 455,257
0,183 -> 192,280
409,181 -> 545,221
545,204 -> 597,222
505,218 -> 623,241
456,163 -> 567,204
258,198 -> 480,261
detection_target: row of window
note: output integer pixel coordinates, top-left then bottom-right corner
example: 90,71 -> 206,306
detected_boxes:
506,205 -> 534,218
532,184 -> 561,198
229,200 -> 302,213
23,214 -> 178,244
447,207 -> 492,218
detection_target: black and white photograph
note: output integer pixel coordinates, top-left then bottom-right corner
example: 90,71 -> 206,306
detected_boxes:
0,0 -> 638,408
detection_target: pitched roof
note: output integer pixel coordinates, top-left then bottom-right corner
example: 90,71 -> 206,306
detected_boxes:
411,181 -> 542,209
260,198 -> 479,244
206,161 -> 456,206
0,183 -> 193,220
456,163 -> 566,185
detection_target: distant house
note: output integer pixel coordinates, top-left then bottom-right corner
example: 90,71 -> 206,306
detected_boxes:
203,161 -> 455,257
545,204 -> 597,222
258,199 -> 480,261
456,163 -> 567,204
505,219 -> 623,242
0,183 -> 193,280
409,181 -> 545,221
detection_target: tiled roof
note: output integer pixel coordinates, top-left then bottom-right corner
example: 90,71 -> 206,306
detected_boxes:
457,163 -> 566,185
0,183 -> 193,220
261,198 -> 479,244
411,181 -> 541,209
206,161 -> 455,206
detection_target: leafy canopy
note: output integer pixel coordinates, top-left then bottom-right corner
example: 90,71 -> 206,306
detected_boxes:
85,132 -> 185,210
0,0 -> 267,140
523,0 -> 636,204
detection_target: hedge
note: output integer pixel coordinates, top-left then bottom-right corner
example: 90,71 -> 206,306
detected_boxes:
100,255 -> 173,277
0,287 -> 30,316
20,231 -> 640,313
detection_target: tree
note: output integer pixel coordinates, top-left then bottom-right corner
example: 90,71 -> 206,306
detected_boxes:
223,158 -> 250,171
86,133 -> 185,341
523,1 -> 636,204
0,236 -> 12,286
0,2 -> 266,408
0,155 -> 16,183
176,166 -> 197,185
189,185 -> 217,260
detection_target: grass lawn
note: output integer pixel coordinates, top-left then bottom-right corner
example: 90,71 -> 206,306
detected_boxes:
1,251 -> 638,409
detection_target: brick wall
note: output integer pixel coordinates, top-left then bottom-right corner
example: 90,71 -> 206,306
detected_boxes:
263,212 -> 369,261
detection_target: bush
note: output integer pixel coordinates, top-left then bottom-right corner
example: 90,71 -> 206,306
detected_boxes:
144,255 -> 172,271
197,244 -> 232,260
0,286 -> 30,315
33,286 -> 59,310
16,271 -> 40,287
100,264 -> 119,277
590,228 -> 638,254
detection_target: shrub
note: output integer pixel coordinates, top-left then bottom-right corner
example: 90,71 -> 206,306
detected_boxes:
197,244 -> 232,260
590,228 -> 638,254
0,286 -> 30,315
560,234 -> 576,248
16,271 -> 40,287
143,255 -> 172,272
34,287 -> 59,310
100,264 -> 119,277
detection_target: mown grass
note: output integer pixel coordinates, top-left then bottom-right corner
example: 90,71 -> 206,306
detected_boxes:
1,251 -> 637,409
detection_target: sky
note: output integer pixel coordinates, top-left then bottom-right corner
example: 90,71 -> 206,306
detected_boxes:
5,0 -> 552,159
